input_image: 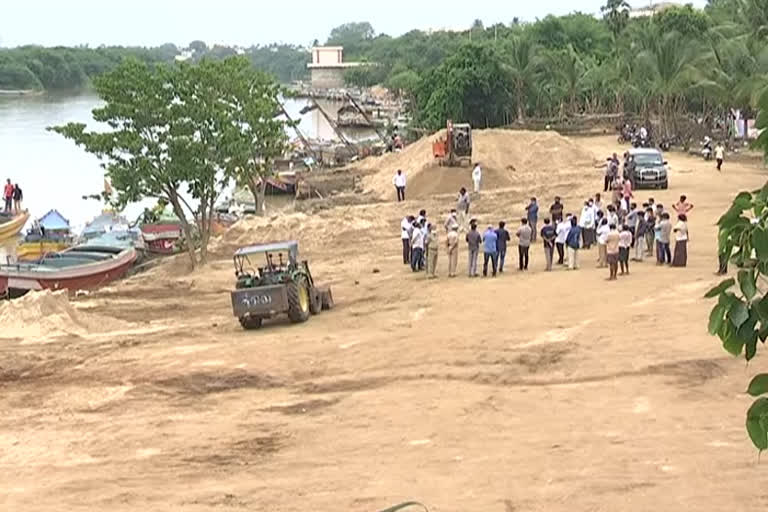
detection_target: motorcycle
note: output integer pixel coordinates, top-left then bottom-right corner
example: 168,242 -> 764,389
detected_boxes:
701,138 -> 713,160
632,135 -> 651,148
617,125 -> 632,143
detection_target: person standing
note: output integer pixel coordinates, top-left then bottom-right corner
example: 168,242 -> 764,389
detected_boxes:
596,218 -> 610,268
606,205 -> 619,232
472,163 -> 482,193
466,221 -> 481,277
516,218 -> 532,271
444,209 -> 459,233
446,225 -> 460,278
673,195 -> 694,217
593,193 -> 603,216
457,188 -> 471,230
579,201 -> 595,249
672,214 -> 689,267
3,179 -> 13,213
410,220 -> 425,272
526,198 -> 539,242
625,203 -> 639,247
555,213 -> 572,265
401,215 -> 414,265
618,224 -> 633,275
495,221 -> 511,273
644,207 -> 656,257
657,212 -> 673,265
482,225 -> 499,277
540,218 -> 556,271
566,216 -> 582,270
549,196 -> 564,225
425,224 -> 439,278
633,209 -> 647,262
605,224 -> 620,281
715,143 -> 725,172
393,170 -> 406,202
12,183 -> 23,214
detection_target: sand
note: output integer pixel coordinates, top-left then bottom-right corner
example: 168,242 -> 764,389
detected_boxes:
362,129 -> 597,199
0,134 -> 766,512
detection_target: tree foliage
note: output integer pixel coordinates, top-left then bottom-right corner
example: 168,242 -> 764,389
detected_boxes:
706,89 -> 768,453
50,57 -> 288,267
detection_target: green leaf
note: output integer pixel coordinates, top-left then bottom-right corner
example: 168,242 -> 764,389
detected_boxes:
734,191 -> 753,210
704,278 -> 735,298
724,335 -> 745,356
746,336 -> 758,361
709,305 -> 726,335
728,301 -> 749,328
738,270 -> 757,300
759,322 -> 768,342
719,292 -> 738,309
753,228 -> 768,261
746,398 -> 768,451
747,374 -> 768,397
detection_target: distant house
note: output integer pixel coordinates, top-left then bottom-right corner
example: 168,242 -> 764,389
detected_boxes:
629,2 -> 681,18
38,209 -> 70,234
306,46 -> 363,89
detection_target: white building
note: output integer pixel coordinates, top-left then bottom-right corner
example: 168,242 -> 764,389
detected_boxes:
306,47 -> 362,89
629,2 -> 682,18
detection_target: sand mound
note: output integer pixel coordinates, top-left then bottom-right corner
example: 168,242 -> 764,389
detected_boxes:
362,129 -> 597,199
0,290 -> 135,342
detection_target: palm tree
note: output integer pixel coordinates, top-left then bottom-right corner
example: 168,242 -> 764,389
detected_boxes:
601,0 -> 631,37
501,36 -> 540,122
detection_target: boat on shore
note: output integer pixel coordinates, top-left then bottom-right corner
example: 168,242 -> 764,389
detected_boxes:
17,209 -> 73,261
0,245 -> 137,298
0,211 -> 30,242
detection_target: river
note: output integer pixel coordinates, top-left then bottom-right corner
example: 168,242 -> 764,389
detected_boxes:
0,93 -> 372,232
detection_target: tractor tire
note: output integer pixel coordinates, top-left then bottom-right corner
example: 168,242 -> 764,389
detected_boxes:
287,276 -> 311,323
321,288 -> 334,310
239,315 -> 263,330
309,287 -> 322,315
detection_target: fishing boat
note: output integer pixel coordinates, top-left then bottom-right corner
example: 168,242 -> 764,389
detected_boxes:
0,211 -> 30,242
17,209 -> 73,261
0,245 -> 137,297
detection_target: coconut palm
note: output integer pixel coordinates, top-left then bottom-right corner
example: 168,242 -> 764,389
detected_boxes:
501,36 -> 541,122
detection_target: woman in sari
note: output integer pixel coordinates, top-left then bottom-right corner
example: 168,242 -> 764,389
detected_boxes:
672,214 -> 688,267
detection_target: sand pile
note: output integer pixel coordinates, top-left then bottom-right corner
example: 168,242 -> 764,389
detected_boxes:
0,290 -> 135,342
361,129 -> 597,199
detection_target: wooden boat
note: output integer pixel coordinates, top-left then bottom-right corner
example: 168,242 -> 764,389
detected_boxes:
17,239 -> 71,261
140,223 -> 183,254
0,245 -> 137,296
0,211 -> 30,241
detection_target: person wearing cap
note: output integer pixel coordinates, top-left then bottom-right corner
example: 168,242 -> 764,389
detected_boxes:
446,225 -> 460,278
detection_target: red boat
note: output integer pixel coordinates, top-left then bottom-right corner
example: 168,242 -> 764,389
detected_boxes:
0,245 -> 137,297
140,223 -> 183,255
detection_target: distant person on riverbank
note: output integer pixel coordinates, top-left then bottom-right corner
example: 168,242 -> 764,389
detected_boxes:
550,196 -> 564,224
3,179 -> 13,213
482,225 -> 499,277
673,195 -> 694,217
393,170 -> 406,202
400,215 -> 414,265
444,209 -> 459,233
566,216 -> 582,270
472,164 -> 482,193
495,221 -> 511,273
541,218 -> 556,271
12,183 -> 23,214
516,218 -> 532,271
656,212 -> 673,265
619,224 -> 633,275
606,224 -> 620,281
672,214 -> 689,267
410,220 -> 425,272
555,213 -> 572,265
425,224 -> 439,278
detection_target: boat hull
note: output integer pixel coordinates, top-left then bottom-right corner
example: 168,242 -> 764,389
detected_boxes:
0,247 -> 137,294
17,240 -> 71,261
0,211 -> 30,241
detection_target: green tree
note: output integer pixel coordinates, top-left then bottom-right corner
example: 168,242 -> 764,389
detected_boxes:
705,95 -> 768,450
501,36 -> 540,122
386,69 -> 422,97
50,58 -> 265,268
601,0 -> 631,37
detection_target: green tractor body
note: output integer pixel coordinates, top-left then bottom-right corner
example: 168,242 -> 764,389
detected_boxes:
230,241 -> 333,330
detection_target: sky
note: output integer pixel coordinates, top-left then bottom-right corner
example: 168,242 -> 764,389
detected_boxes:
0,0 -> 708,49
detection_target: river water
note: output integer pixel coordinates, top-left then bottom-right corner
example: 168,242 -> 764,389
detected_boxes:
0,93 -> 370,232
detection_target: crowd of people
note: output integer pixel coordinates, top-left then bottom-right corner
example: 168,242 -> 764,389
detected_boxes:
3,179 -> 23,215
398,157 -> 693,281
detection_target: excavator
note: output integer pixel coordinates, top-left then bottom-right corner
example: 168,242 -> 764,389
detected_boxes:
432,120 -> 472,167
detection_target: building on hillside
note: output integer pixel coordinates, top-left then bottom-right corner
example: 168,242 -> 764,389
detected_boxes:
307,46 -> 363,89
629,2 -> 682,18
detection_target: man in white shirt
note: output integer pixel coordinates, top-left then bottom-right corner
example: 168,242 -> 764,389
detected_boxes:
410,221 -> 425,271
596,218 -> 610,268
555,213 -> 572,265
472,164 -> 482,193
715,143 -> 725,172
393,169 -> 406,202
579,200 -> 595,249
400,215 -> 414,265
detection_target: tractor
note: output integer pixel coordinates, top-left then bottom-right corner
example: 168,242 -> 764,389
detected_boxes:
432,120 -> 472,167
230,241 -> 333,330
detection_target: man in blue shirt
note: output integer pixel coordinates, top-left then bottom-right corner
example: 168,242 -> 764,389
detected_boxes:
526,197 -> 539,242
566,216 -> 582,270
482,226 -> 499,277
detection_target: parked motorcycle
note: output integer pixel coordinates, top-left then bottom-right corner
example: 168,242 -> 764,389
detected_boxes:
701,137 -> 713,160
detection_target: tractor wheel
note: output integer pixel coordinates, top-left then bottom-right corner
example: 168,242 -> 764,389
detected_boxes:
309,287 -> 322,315
287,275 -> 311,323
321,288 -> 335,310
239,315 -> 263,330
